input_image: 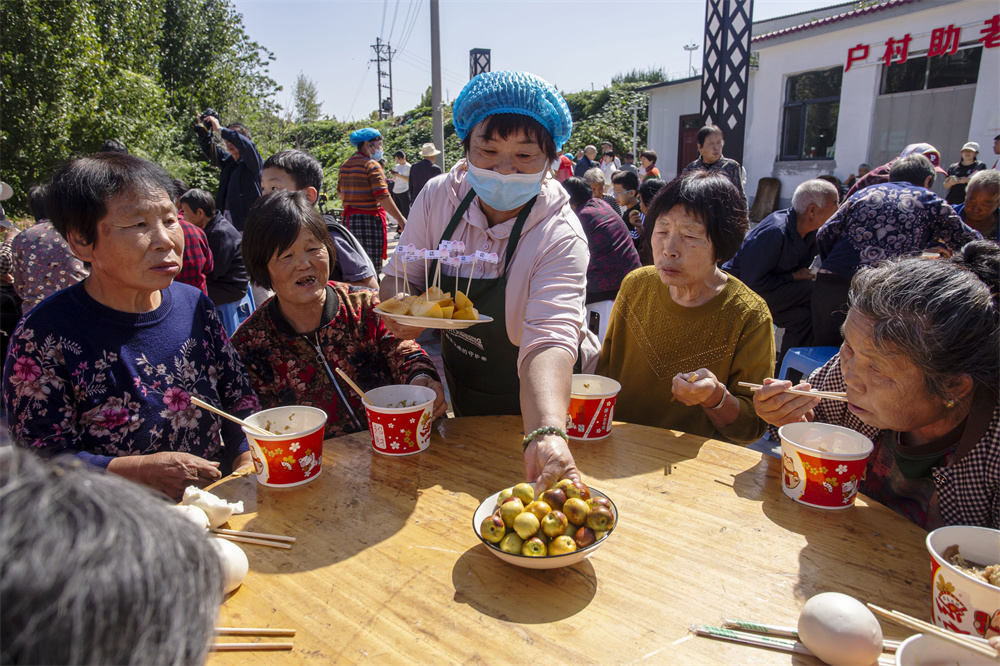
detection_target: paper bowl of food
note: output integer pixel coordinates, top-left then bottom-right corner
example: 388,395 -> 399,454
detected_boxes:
473,481 -> 617,570
364,384 -> 436,456
242,405 -> 327,487
777,422 -> 874,509
567,374 -> 621,441
926,525 -> 999,638
895,633 -> 998,665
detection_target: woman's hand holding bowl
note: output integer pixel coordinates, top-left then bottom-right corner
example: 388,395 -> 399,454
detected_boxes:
752,377 -> 820,427
410,375 -> 449,420
107,451 -> 223,501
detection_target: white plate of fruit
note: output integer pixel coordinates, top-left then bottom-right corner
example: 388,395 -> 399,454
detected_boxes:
376,288 -> 493,329
473,479 -> 617,569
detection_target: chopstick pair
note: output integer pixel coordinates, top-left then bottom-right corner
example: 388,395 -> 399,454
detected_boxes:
738,382 -> 848,402
694,624 -> 897,665
670,372 -> 700,403
211,527 -> 296,550
719,619 -> 900,652
867,604 -> 1000,661
213,627 -> 295,652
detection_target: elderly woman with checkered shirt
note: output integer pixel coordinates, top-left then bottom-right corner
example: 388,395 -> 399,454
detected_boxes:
754,242 -> 1000,530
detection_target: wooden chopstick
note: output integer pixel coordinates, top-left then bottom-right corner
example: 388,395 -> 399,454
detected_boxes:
722,619 -> 900,652
211,642 -> 294,651
214,533 -> 292,550
216,628 -> 296,637
738,382 -> 849,402
867,604 -> 1000,660
692,625 -> 814,656
190,396 -> 273,437
211,528 -> 296,543
334,367 -> 373,405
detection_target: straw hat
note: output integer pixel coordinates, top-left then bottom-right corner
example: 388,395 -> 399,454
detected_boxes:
419,143 -> 441,158
0,182 -> 12,201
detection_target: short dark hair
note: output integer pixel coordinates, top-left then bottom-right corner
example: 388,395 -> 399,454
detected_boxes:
562,177 -> 593,208
45,153 -> 174,246
624,151 -> 635,161
227,123 -> 251,139
179,188 -> 217,217
645,172 -> 748,264
27,184 -> 47,221
0,449 -> 223,665
242,190 -> 337,290
171,178 -> 189,200
394,150 -> 405,160
99,139 -> 128,154
263,149 -> 324,191
603,150 -> 615,158
640,149 -> 657,165
461,113 -> 558,162
696,124 -> 723,147
637,178 -> 666,207
611,170 -> 639,191
889,153 -> 935,188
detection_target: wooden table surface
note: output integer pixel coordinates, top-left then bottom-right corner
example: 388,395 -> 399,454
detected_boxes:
208,416 -> 931,665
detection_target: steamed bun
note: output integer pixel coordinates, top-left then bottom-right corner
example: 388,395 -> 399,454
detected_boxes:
181,486 -> 244,529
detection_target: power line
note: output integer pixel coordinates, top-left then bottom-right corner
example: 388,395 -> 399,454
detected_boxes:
396,50 -> 465,87
346,61 -> 373,121
387,0 -> 402,44
396,0 -> 423,53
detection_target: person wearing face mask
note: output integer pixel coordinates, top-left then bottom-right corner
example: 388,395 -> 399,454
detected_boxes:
681,125 -> 746,206
379,70 -> 601,493
336,128 -> 407,273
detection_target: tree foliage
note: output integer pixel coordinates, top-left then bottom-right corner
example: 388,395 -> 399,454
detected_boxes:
0,0 -> 280,215
292,72 -> 323,124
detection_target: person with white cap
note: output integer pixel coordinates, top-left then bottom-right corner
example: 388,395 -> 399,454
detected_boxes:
944,141 -> 987,206
408,142 -> 443,206
380,70 -> 601,492
335,127 -> 406,274
844,142 -> 948,199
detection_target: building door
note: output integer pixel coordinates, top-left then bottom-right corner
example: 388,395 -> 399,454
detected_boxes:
677,114 -> 702,174
869,85 -> 976,198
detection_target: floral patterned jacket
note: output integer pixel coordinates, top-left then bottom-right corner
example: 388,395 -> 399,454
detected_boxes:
817,182 -> 981,278
230,282 -> 439,439
2,282 -> 259,470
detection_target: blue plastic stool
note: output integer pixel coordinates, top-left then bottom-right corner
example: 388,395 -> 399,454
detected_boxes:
216,288 -> 255,337
778,346 -> 839,383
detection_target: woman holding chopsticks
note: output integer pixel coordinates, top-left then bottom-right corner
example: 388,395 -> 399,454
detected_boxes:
231,191 -> 446,438
754,242 -> 1000,529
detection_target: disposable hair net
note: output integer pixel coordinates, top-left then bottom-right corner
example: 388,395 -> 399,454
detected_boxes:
452,71 -> 573,150
349,127 -> 382,147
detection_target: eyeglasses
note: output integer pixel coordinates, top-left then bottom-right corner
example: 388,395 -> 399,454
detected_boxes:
614,190 -> 635,199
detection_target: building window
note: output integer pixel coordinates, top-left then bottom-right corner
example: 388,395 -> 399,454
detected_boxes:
879,45 -> 982,94
780,66 -> 842,161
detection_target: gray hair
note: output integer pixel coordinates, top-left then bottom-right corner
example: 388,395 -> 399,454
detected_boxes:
791,179 -> 839,215
849,241 -> 1000,400
968,168 -> 1000,193
583,167 -> 606,186
584,145 -> 597,157
0,450 -> 223,665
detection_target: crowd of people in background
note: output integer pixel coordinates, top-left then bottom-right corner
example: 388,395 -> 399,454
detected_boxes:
0,68 -> 998,661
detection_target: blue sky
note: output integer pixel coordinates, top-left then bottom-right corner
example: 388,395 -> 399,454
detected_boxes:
233,0 -> 841,121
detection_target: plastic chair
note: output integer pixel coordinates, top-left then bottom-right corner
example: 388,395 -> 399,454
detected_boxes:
216,288 -> 255,337
778,346 -> 839,383
586,300 -> 615,344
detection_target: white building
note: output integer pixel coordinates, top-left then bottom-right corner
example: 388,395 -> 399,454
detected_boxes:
643,0 -> 999,206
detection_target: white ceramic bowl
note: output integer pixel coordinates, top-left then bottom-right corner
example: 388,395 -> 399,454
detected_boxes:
895,633 -> 997,665
472,487 -> 617,570
925,525 -> 1000,636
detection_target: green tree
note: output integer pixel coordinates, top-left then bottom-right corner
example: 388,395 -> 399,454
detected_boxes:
292,72 -> 323,123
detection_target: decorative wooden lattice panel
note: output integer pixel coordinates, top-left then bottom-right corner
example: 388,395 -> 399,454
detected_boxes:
701,0 -> 754,164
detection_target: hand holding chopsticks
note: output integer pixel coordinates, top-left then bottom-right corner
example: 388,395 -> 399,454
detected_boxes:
739,381 -> 848,402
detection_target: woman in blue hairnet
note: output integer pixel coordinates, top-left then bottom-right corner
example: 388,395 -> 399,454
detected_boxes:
336,128 -> 407,273
380,71 -> 600,492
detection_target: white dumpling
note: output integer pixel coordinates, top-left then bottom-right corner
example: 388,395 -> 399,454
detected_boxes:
210,537 -> 249,594
798,592 -> 883,666
181,486 -> 244,529
171,504 -> 210,530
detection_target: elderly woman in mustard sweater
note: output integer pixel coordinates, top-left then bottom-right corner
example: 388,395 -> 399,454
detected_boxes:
596,172 -> 774,443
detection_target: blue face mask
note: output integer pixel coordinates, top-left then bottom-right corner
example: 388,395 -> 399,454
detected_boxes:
372,148 -> 384,161
464,161 -> 545,212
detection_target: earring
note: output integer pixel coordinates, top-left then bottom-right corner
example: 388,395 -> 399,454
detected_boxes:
945,399 -> 955,408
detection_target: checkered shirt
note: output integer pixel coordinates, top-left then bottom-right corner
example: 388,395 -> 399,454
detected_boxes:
176,219 -> 213,297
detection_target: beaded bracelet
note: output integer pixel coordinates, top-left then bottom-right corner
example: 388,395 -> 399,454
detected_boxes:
522,426 -> 569,451
704,385 -> 728,411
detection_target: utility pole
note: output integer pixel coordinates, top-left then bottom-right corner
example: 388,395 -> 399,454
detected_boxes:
684,43 -> 699,76
430,0 -> 444,169
370,37 -> 395,119
630,106 -> 640,158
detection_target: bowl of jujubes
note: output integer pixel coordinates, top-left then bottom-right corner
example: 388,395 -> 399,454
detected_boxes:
473,479 -> 617,569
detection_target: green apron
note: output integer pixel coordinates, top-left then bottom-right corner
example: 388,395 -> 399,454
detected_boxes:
433,190 -> 535,417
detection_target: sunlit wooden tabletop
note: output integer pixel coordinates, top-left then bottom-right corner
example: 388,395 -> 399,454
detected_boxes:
207,416 -> 930,665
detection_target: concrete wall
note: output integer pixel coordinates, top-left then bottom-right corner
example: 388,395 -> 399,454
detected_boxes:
646,79 -> 700,182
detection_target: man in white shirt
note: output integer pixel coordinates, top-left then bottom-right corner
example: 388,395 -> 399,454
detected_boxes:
391,150 -> 411,223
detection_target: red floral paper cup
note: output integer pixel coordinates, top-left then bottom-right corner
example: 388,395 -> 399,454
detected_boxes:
242,406 -> 327,487
363,385 -> 436,456
567,374 -> 621,441
926,525 -> 1000,639
777,422 -> 873,509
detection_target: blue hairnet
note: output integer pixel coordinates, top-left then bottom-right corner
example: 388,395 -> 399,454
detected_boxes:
452,71 -> 573,150
349,127 -> 382,147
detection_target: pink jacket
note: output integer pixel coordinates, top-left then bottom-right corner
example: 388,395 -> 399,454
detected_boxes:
384,161 -> 600,374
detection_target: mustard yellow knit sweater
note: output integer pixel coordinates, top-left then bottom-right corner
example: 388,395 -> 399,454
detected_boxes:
596,267 -> 775,444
